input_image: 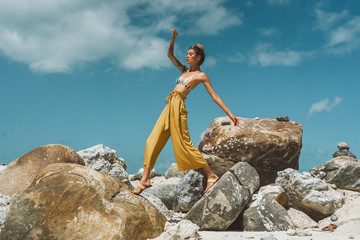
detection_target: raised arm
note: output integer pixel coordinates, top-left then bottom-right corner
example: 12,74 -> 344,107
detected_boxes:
202,74 -> 239,126
167,29 -> 188,73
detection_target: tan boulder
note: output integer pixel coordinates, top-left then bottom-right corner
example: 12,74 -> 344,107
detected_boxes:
0,163 -> 166,240
0,144 -> 84,196
198,117 -> 302,185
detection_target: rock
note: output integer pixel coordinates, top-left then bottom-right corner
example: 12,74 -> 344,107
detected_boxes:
0,194 -> 11,228
287,208 -> 318,229
333,149 -> 357,159
0,163 -> 166,240
276,116 -> 289,122
260,237 -> 277,240
77,144 -> 129,184
275,168 -> 345,221
130,168 -> 162,181
173,170 -> 205,212
0,144 -> 84,196
287,228 -> 311,236
184,162 -> 259,230
198,117 -> 302,186
314,156 -> 360,192
243,185 -> 294,231
0,164 -> 5,172
337,142 -> 350,150
143,184 -> 177,210
331,214 -> 338,221
150,219 -> 200,240
165,163 -> 185,179
139,192 -> 172,220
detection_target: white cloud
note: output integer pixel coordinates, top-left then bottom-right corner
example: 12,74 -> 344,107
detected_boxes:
203,56 -> 217,68
267,0 -> 290,5
307,96 -> 342,120
314,4 -> 360,55
0,0 -> 242,73
227,51 -> 246,63
250,43 -> 312,67
257,28 -> 280,36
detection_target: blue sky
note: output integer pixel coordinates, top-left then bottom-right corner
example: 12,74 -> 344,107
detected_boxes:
1,0 -> 359,174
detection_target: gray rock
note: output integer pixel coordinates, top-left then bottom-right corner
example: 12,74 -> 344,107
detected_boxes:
275,168 -> 345,221
143,184 -> 176,210
139,192 -> 171,220
330,214 -> 338,222
287,208 -> 318,229
276,116 -> 289,122
221,120 -> 231,126
243,185 -> 294,231
184,162 -> 259,230
77,144 -> 129,184
0,194 -> 11,228
261,237 -> 278,240
332,149 -> 357,159
165,163 -> 185,179
314,156 -> 360,192
130,168 -> 162,181
173,170 -> 205,213
150,219 -> 200,240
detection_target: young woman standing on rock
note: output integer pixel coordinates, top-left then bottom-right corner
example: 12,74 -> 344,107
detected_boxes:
132,29 -> 239,194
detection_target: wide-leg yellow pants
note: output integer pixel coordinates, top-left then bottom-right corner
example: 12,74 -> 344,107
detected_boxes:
143,91 -> 208,171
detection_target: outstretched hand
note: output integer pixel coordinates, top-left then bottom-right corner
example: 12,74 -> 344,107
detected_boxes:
170,29 -> 178,38
229,113 -> 239,126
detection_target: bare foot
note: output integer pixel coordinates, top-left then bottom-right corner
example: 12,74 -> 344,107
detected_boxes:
132,179 -> 152,194
204,173 -> 219,193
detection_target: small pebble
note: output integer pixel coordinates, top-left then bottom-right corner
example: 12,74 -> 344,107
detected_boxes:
287,229 -> 296,236
276,116 -> 289,122
254,117 -> 260,120
260,237 -> 277,240
330,214 -> 338,221
221,120 -> 231,126
349,235 -> 354,239
330,184 -> 337,190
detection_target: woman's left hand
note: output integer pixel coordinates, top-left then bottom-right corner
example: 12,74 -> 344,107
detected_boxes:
229,113 -> 239,126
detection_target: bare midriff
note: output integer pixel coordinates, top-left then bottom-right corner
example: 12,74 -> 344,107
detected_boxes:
173,84 -> 190,95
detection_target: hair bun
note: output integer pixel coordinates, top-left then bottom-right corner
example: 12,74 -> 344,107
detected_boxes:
196,44 -> 205,53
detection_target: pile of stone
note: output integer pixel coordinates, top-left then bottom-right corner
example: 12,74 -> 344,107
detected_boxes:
0,116 -> 359,240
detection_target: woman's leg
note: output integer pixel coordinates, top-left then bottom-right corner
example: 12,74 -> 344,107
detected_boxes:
132,105 -> 170,194
202,165 -> 219,192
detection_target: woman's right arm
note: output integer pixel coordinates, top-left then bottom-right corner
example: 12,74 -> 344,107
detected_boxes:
167,29 -> 188,73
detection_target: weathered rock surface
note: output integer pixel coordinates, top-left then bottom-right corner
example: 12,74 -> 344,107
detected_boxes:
139,192 -> 172,220
77,144 -> 129,184
0,144 -> 84,196
165,163 -> 185,179
0,194 -> 11,228
243,184 -> 294,231
143,184 -> 176,210
198,117 -> 302,186
150,219 -> 200,240
287,208 -> 318,229
314,156 -> 360,192
275,168 -> 345,221
130,168 -> 162,181
0,163 -> 166,240
185,162 -> 259,230
173,170 -> 205,213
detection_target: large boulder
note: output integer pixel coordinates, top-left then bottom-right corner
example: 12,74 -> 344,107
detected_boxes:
243,184 -> 294,231
275,168 -> 345,221
313,156 -> 360,192
0,163 -> 166,240
0,144 -> 84,196
173,170 -> 205,212
150,220 -> 200,240
142,184 -> 177,210
77,144 -> 129,184
184,162 -> 260,230
198,117 -> 302,186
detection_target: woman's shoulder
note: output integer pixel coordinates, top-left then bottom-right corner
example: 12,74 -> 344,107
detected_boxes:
196,71 -> 209,81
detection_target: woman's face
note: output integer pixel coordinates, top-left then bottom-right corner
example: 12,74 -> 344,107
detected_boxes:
186,49 -> 200,65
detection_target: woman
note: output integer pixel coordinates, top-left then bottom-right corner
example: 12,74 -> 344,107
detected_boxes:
132,29 -> 239,194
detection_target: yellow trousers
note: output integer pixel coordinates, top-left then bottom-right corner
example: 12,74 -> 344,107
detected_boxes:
143,91 -> 208,171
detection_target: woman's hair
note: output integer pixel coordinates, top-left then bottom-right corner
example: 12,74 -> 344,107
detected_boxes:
189,44 -> 205,65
